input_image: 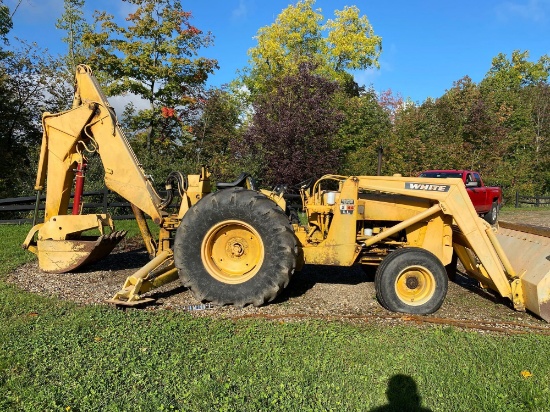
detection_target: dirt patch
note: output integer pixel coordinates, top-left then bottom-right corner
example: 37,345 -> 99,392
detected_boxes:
500,208 -> 550,228
7,209 -> 550,333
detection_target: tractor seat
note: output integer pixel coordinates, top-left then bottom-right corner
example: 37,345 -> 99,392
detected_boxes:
216,172 -> 257,191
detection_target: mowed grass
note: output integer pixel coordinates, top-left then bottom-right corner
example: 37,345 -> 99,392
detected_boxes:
2,223 -> 550,411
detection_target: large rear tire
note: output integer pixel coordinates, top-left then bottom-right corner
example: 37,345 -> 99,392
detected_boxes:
174,188 -> 298,307
375,248 -> 448,315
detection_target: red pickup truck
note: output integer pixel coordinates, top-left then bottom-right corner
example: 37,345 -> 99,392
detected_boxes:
419,170 -> 503,224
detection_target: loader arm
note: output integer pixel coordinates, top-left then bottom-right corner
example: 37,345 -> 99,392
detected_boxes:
37,64 -> 164,224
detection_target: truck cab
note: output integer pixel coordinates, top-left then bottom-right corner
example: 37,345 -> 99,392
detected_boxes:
419,170 -> 502,224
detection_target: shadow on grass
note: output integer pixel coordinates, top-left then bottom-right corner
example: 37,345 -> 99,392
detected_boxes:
370,374 -> 432,412
452,270 -> 508,306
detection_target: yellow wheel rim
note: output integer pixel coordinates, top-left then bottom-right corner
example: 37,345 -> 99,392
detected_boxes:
201,220 -> 264,284
394,266 -> 436,306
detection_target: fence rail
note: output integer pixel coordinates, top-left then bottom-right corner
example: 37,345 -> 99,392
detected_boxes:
3,189 -> 547,223
515,192 -> 550,208
0,188 -> 138,224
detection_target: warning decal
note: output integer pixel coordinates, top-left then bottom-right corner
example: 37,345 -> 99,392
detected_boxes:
339,199 -> 355,214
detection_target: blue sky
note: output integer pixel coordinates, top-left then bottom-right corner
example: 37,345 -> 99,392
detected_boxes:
4,0 -> 550,103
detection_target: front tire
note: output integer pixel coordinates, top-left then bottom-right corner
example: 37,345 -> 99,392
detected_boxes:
375,248 -> 448,315
174,188 -> 298,307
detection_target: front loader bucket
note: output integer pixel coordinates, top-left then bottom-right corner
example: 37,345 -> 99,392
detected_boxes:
496,222 -> 550,321
37,231 -> 127,273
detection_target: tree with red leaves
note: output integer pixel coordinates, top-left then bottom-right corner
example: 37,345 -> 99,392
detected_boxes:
83,0 -> 218,157
241,63 -> 343,187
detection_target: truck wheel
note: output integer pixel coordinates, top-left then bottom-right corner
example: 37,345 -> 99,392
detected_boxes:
375,248 -> 448,315
484,201 -> 499,225
174,188 -> 298,307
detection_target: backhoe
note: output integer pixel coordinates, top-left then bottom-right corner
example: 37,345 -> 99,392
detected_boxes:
22,65 -> 550,321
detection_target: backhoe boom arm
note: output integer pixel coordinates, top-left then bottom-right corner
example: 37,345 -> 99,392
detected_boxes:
38,64 -> 164,224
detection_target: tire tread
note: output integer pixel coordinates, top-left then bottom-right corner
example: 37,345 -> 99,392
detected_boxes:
174,188 -> 297,307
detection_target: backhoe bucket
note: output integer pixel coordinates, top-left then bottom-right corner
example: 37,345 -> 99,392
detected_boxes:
37,231 -> 127,273
23,214 -> 127,273
496,222 -> 550,321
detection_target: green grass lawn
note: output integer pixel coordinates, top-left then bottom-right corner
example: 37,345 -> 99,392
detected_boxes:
2,222 -> 550,411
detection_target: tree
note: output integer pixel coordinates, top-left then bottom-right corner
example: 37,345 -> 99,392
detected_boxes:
480,50 -> 550,195
0,42 -> 71,197
191,87 -> 245,180
526,82 -> 550,155
0,3 -> 80,197
384,52 -> 549,199
534,85 -> 550,193
389,99 -> 445,175
0,1 -> 12,48
482,50 -> 550,94
378,88 -> 404,125
83,0 -> 218,156
56,0 -> 92,72
325,5 -> 381,71
241,63 -> 343,187
244,0 -> 381,95
336,88 -> 391,175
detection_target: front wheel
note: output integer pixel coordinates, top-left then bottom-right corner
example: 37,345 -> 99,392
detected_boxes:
375,248 -> 448,315
174,188 -> 298,307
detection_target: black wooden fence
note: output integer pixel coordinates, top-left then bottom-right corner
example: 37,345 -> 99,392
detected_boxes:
0,188 -> 136,224
515,192 -> 550,208
2,189 -> 549,223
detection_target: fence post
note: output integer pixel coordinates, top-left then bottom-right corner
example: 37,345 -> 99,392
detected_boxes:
536,195 -> 540,207
515,191 -> 519,208
102,187 -> 109,214
32,190 -> 42,226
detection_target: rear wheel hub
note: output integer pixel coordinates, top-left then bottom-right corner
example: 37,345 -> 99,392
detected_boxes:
202,220 -> 265,284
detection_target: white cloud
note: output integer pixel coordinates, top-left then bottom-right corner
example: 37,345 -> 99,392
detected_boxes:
232,0 -> 248,20
109,93 -> 150,115
496,0 -> 550,22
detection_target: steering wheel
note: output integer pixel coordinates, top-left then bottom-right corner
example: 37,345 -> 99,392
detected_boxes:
295,177 -> 314,191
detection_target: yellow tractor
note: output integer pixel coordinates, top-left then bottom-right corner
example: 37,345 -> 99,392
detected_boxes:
22,65 -> 550,321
